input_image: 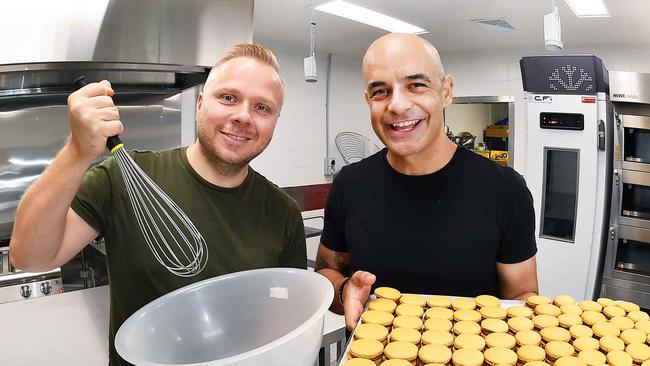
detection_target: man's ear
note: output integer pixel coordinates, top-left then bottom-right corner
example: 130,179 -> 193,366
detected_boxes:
196,92 -> 204,113
442,75 -> 454,108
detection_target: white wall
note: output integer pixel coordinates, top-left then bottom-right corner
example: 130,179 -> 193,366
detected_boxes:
250,41 -> 650,187
249,40 -> 375,187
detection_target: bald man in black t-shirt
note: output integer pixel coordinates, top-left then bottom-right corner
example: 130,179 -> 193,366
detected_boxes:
315,33 -> 538,330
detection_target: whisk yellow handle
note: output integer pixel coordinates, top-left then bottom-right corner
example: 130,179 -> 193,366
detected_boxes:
73,76 -> 124,153
110,143 -> 124,154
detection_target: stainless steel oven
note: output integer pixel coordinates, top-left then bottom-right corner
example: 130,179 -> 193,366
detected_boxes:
620,170 -> 650,228
621,114 -> 650,172
0,246 -> 64,304
601,71 -> 650,306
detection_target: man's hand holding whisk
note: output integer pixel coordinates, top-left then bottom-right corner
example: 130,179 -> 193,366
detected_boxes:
66,80 -> 123,162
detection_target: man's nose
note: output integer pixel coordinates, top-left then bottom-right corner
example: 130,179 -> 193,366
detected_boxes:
232,102 -> 253,124
387,87 -> 412,115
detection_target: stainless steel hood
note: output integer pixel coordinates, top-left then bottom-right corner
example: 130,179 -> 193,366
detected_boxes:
0,62 -> 209,104
0,62 -> 210,113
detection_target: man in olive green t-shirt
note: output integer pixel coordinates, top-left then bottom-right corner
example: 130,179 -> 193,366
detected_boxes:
10,44 -> 307,366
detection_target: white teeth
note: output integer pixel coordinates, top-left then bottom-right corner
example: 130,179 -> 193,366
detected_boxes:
391,120 -> 419,128
226,133 -> 247,141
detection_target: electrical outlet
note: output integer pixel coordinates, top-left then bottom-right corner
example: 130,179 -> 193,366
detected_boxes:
324,157 -> 336,176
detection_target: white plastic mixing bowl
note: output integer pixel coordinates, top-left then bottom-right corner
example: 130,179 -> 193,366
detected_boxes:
115,268 -> 334,365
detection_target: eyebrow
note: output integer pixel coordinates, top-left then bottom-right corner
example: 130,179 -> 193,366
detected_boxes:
405,74 -> 431,82
367,73 -> 433,90
367,81 -> 386,90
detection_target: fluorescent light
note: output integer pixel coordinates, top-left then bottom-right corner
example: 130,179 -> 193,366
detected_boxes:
564,0 -> 610,17
315,0 -> 427,34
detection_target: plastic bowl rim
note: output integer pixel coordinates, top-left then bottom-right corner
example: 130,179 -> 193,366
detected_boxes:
115,267 -> 334,366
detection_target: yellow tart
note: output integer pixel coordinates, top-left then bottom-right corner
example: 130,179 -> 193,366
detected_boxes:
375,287 -> 401,302
540,326 -> 572,343
421,330 -> 454,347
454,333 -> 486,351
392,315 -> 423,330
592,321 -> 621,338
570,324 -> 594,339
452,298 -> 477,311
369,298 -> 398,313
578,349 -> 607,366
426,295 -> 452,308
515,329 -> 542,347
485,332 -> 516,349
389,327 -> 421,345
399,294 -> 425,307
383,341 -> 418,363
620,328 -> 647,345
454,309 -> 482,322
423,318 -> 452,332
452,348 -> 484,366
453,320 -> 481,335
532,314 -> 559,329
355,323 -> 390,343
395,303 -> 423,318
481,318 -> 509,334
535,303 -> 562,317
554,295 -> 577,307
607,349 -> 633,366
573,336 -> 600,352
603,306 -> 627,319
561,304 -> 584,316
517,345 -> 546,363
484,347 -> 517,366
480,306 -> 508,320
507,305 -> 534,318
628,310 -> 650,323
349,338 -> 384,363
507,316 -> 534,333
361,310 -> 394,328
599,335 -> 626,352
418,344 -> 452,364
476,294 -> 501,308
425,306 -> 454,320
579,301 -> 603,313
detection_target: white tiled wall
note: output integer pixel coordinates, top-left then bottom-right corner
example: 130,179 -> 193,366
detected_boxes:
248,40 -> 650,187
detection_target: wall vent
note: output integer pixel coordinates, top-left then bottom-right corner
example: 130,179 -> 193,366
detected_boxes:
471,18 -> 516,32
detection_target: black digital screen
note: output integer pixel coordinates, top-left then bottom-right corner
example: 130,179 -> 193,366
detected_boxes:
540,112 -> 584,130
520,55 -> 608,95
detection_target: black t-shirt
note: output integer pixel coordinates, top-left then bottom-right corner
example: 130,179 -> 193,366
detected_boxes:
321,147 -> 536,297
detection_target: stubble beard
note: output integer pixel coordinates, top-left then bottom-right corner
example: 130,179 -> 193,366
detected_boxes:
196,124 -> 261,177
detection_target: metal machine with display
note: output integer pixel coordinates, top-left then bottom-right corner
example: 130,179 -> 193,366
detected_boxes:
521,55 -> 613,300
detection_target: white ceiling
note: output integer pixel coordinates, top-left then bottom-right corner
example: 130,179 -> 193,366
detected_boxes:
253,0 -> 650,58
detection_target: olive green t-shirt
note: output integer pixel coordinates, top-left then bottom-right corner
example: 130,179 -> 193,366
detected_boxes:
71,147 -> 306,366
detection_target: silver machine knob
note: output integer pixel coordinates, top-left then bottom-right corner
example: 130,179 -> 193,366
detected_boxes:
20,285 -> 32,298
40,281 -> 52,295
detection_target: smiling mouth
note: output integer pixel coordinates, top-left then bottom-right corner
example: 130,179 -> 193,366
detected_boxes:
389,119 -> 421,132
222,132 -> 251,141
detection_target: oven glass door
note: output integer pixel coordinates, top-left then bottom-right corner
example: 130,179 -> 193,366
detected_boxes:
621,170 -> 650,220
622,115 -> 650,171
616,226 -> 650,275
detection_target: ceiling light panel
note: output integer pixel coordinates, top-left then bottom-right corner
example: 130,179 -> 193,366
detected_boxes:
315,0 -> 427,34
564,0 -> 610,17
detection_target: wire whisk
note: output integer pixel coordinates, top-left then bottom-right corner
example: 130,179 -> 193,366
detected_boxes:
75,77 -> 208,277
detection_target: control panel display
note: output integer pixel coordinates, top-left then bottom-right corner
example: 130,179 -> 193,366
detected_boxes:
540,112 -> 584,131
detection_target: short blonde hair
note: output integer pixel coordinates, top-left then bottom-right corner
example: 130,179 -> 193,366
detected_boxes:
215,43 -> 280,71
